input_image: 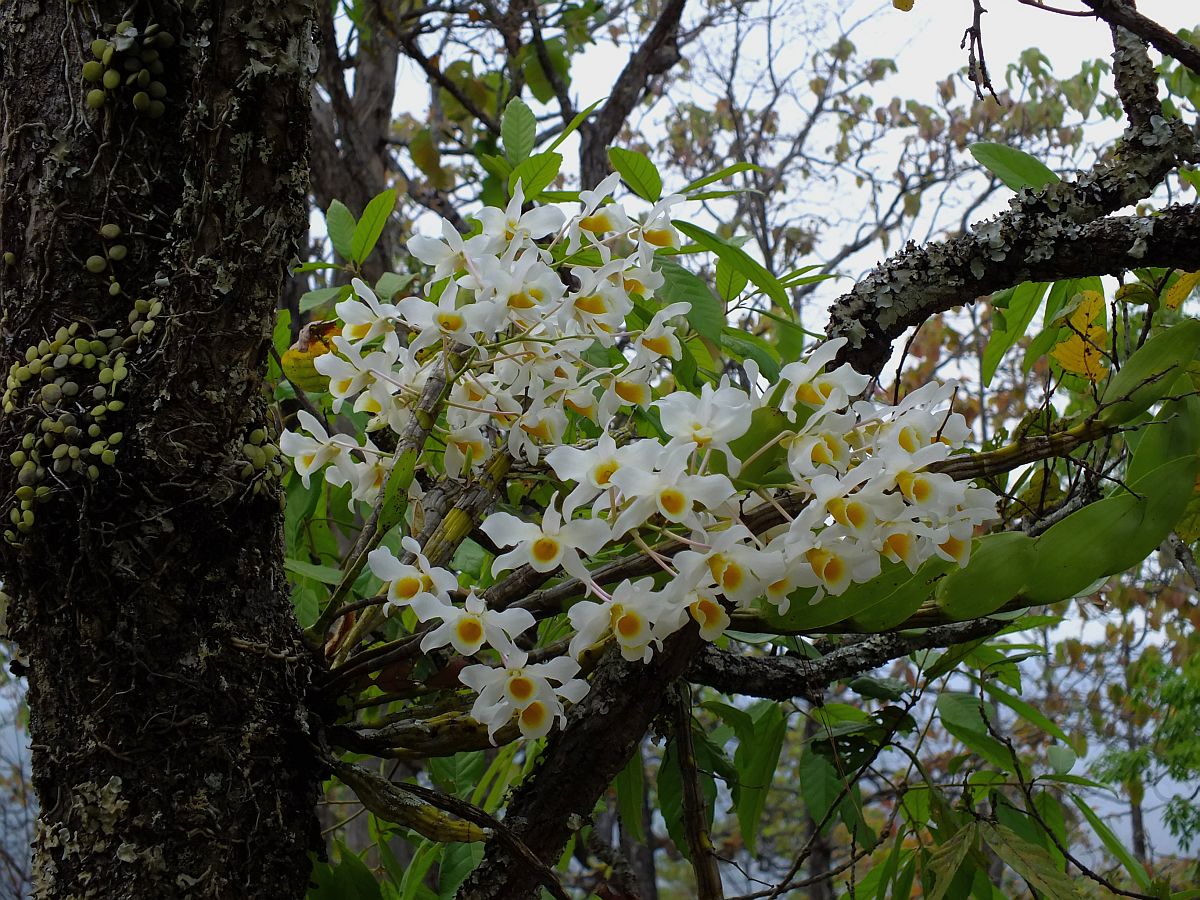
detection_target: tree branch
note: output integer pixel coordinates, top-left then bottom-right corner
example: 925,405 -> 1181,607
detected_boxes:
827,123 -> 1199,377
687,617 -> 1006,700
455,628 -> 703,900
1082,0 -> 1200,76
579,0 -> 688,186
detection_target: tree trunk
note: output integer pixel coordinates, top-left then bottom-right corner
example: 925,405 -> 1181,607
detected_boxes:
0,0 -> 321,896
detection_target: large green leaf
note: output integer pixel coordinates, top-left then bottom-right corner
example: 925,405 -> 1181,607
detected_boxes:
501,97 -> 536,163
656,258 -> 724,341
982,282 -> 1048,386
980,823 -> 1081,899
608,147 -> 662,201
351,189 -> 396,265
715,256 -> 748,302
613,751 -> 646,842
508,151 -> 563,199
1099,318 -> 1200,425
731,701 -> 786,854
1067,793 -> 1153,890
681,161 -> 763,193
673,220 -> 790,312
969,142 -> 1061,192
925,824 -> 978,900
846,556 -> 952,631
936,693 -> 1014,771
1025,454 -> 1198,603
934,531 -> 1035,619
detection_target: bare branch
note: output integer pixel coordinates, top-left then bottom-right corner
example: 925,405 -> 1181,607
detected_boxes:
580,0 -> 688,186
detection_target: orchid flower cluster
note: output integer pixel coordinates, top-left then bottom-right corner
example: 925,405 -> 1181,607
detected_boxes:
281,175 -> 998,741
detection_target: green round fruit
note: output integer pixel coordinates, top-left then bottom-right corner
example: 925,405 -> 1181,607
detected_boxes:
102,68 -> 121,90
82,61 -> 104,82
107,244 -> 127,261
147,100 -> 165,119
86,89 -> 106,110
85,255 -> 107,273
132,91 -> 150,112
91,39 -> 109,59
99,223 -> 121,239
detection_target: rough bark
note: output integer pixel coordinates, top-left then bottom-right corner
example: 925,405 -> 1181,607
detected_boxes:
0,0 -> 321,896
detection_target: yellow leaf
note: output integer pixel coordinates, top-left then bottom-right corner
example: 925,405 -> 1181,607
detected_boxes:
1051,324 -> 1109,381
1165,270 -> 1200,310
1067,290 -> 1105,331
281,320 -> 340,393
893,0 -> 914,9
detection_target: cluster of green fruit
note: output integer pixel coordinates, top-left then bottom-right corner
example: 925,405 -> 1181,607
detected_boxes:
84,222 -> 130,291
82,19 -> 173,118
1,298 -> 163,545
238,426 -> 287,497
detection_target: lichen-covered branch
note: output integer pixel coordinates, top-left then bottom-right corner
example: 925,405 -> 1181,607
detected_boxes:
1083,0 -> 1200,76
828,118 -> 1197,376
688,618 -> 1006,700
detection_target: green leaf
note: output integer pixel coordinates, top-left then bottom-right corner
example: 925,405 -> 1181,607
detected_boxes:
519,38 -> 570,105
335,841 -> 385,900
656,258 -> 724,341
375,272 -> 416,301
925,824 -> 978,900
614,751 -> 646,842
848,675 -> 910,701
607,147 -> 662,201
982,682 -> 1075,749
429,751 -> 487,799
1067,793 -> 1152,890
936,693 -> 1014,771
721,329 -> 780,382
681,161 -> 763,194
325,200 -> 357,260
350,189 -> 396,265
284,557 -> 342,585
1099,318 -> 1200,425
1026,454 -> 1199,603
980,823 -> 1082,899
731,701 -> 786,854
292,261 -> 342,274
547,97 -> 606,152
398,841 -> 442,900
982,282 -> 1048,386
1047,744 -> 1076,775
934,531 -> 1035,619
716,256 -> 748,302
847,556 -> 953,632
290,584 -> 319,628
501,97 -> 536,163
299,284 -> 349,313
508,151 -> 563,200
437,843 -> 483,899
798,746 -> 843,832
674,220 -> 789,312
969,142 -> 1061,192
